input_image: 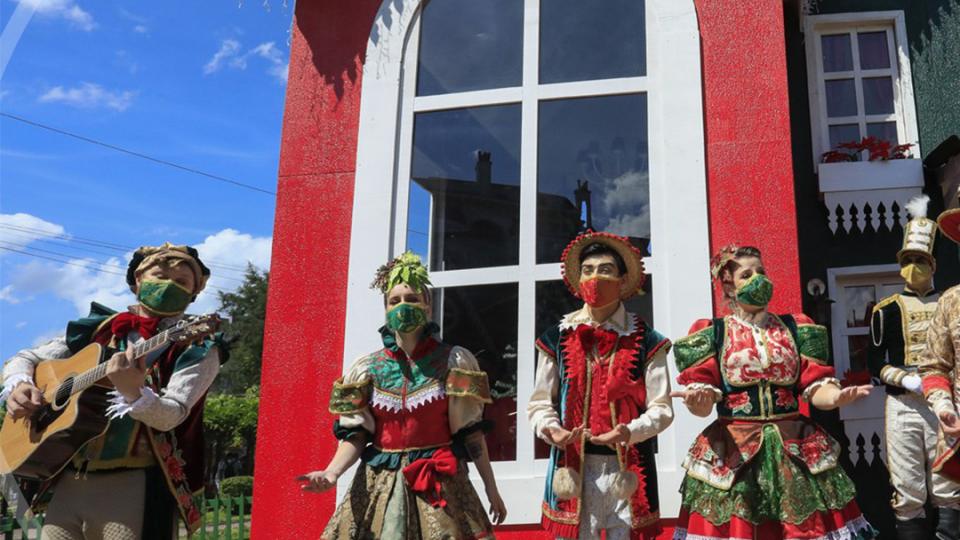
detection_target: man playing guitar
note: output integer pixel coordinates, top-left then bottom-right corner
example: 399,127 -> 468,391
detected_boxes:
1,242 -> 224,540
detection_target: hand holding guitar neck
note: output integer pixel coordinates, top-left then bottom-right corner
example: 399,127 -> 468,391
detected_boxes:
106,347 -> 148,403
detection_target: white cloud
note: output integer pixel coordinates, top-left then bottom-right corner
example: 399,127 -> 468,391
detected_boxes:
2,227 -> 271,319
38,82 -> 137,112
189,229 -> 272,315
0,213 -> 66,239
133,24 -> 148,34
204,39 -> 242,74
32,328 -> 64,347
10,258 -> 133,315
12,0 -> 95,31
116,51 -> 139,75
0,285 -> 21,305
0,89 -> 9,101
205,40 -> 288,83
599,170 -> 651,238
15,322 -> 27,330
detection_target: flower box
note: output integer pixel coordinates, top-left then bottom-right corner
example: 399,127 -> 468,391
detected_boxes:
818,158 -> 924,234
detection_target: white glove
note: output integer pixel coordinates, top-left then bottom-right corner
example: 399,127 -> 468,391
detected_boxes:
902,374 -> 923,394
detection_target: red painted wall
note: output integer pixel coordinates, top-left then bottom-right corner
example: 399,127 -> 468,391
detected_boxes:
250,0 -> 381,537
693,0 -> 803,316
255,0 -> 802,537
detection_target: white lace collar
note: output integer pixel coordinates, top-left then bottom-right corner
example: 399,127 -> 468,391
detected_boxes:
558,303 -> 638,337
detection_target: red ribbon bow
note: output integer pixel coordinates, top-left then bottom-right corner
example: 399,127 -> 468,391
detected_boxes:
576,325 -> 619,358
110,313 -> 161,340
401,446 -> 457,508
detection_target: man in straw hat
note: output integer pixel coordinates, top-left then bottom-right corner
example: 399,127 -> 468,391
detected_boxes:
1,242 -> 225,540
869,195 -> 960,539
919,201 -> 960,540
528,231 -> 673,540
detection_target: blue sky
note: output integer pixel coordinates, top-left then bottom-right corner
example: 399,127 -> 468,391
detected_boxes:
0,0 -> 292,360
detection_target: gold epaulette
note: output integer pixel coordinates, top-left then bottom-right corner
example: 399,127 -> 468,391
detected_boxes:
872,294 -> 900,314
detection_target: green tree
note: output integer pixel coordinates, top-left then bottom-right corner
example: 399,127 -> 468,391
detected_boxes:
204,386 -> 260,477
213,264 -> 268,394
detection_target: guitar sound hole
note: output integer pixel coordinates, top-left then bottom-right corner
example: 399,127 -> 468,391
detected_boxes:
52,377 -> 75,410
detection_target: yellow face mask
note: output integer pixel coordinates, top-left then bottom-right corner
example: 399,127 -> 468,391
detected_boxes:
900,261 -> 933,288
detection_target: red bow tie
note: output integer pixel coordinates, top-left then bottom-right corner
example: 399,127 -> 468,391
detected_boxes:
111,313 -> 161,340
576,324 -> 620,357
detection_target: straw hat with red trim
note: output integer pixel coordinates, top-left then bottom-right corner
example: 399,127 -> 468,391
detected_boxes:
560,231 -> 646,300
938,205 -> 960,245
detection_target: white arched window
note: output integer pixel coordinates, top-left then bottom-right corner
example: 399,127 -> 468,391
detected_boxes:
343,0 -> 712,522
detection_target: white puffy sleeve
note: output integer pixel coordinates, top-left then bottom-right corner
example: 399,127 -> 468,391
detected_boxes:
329,354 -> 376,439
446,346 -> 492,436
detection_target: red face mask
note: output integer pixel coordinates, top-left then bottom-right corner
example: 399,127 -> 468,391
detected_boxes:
580,276 -> 621,308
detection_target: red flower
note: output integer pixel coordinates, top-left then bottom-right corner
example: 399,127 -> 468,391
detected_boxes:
775,389 -> 795,407
157,441 -> 173,459
187,506 -> 201,526
179,492 -> 194,508
165,456 -> 185,482
726,392 -> 749,409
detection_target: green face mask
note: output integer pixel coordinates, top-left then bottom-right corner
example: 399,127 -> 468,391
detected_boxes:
138,279 -> 193,316
736,274 -> 774,307
386,303 -> 428,333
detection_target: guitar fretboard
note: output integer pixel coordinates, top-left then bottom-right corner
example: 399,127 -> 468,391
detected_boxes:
51,329 -> 172,405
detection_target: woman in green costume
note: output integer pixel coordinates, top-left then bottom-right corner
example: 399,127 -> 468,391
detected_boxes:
670,245 -> 876,540
297,252 -> 506,540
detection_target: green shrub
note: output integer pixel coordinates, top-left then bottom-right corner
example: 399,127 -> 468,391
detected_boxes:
220,476 -> 254,499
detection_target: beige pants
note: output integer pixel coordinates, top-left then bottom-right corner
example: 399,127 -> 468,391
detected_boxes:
887,392 -> 960,520
558,454 -> 632,540
41,469 -> 145,540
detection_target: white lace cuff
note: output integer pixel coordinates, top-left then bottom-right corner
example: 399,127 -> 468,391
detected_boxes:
0,374 -> 35,405
105,387 -> 159,419
801,377 -> 841,403
685,383 -> 722,402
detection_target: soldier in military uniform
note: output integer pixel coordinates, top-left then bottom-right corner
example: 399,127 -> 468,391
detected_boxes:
869,195 -> 960,540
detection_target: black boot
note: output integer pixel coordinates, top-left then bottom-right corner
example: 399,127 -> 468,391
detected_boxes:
937,508 -> 960,540
896,518 -> 925,540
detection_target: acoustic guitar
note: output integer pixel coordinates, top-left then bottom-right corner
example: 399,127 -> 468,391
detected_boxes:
0,314 -> 220,480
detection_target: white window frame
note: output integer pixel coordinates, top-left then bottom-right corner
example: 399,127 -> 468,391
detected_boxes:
804,11 -> 920,170
341,0 -> 712,522
826,264 -> 903,422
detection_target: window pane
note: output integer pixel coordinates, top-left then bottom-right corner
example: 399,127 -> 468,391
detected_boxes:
858,31 -> 891,70
867,122 -> 898,144
863,76 -> 895,115
533,278 -> 653,459
438,284 -> 518,461
829,124 -> 861,156
540,0 -> 646,84
843,285 -> 876,328
848,335 -> 869,373
410,105 -> 522,270
825,79 -> 858,118
537,94 -> 649,264
822,34 -> 853,72
417,0 -> 523,96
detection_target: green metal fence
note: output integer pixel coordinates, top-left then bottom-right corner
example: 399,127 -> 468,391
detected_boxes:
0,496 -> 253,540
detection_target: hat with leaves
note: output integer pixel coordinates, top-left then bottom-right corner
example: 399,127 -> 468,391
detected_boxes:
370,251 -> 432,294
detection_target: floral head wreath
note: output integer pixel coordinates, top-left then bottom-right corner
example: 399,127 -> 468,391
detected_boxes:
370,250 -> 433,293
710,244 -> 740,283
560,231 -> 646,301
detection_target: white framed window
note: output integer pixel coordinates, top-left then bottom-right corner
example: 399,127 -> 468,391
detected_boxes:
826,264 -> 905,463
342,0 -> 712,522
804,11 -> 920,166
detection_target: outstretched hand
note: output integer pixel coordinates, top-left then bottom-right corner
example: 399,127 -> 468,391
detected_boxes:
832,384 -> 872,408
486,487 -> 507,525
295,471 -> 338,494
541,425 -> 584,447
589,424 -> 631,447
670,387 -> 717,417
940,411 -> 960,438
